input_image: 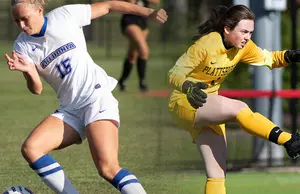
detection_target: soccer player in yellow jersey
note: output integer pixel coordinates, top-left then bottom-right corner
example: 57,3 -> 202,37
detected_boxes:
168,4 -> 300,194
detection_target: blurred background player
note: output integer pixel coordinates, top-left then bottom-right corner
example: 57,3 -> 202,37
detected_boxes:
5,0 -> 167,193
168,4 -> 300,194
118,0 -> 160,92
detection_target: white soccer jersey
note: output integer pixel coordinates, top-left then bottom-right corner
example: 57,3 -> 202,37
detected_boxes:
13,4 -> 117,110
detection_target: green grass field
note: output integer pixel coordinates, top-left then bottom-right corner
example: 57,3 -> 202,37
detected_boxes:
1,42 -> 300,194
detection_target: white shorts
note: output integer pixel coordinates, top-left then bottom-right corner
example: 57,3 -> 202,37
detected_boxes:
51,92 -> 120,142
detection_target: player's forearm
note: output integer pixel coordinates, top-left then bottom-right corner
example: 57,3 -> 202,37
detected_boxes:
109,1 -> 154,16
23,69 -> 43,95
93,1 -> 154,18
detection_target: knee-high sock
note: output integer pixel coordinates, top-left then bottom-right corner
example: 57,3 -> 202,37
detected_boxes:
205,178 -> 226,194
111,168 -> 146,194
137,57 -> 147,85
236,108 -> 291,145
30,154 -> 78,194
119,58 -> 133,83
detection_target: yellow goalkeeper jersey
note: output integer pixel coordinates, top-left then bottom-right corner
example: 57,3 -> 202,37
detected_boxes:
168,32 -> 288,94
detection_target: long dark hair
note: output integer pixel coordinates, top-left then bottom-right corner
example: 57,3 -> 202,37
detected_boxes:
194,4 -> 255,40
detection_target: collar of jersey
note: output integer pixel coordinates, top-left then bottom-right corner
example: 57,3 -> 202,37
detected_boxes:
31,17 -> 48,37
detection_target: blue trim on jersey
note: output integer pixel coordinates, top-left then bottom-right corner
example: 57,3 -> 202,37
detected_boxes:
32,17 -> 48,37
119,179 -> 140,191
29,154 -> 56,170
111,168 -> 132,189
38,166 -> 63,177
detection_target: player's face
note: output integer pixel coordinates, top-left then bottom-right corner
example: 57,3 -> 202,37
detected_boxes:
224,19 -> 254,49
11,4 -> 44,35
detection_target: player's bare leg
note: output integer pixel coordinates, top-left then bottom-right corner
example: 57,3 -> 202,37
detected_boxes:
125,24 -> 149,92
195,127 -> 226,194
119,40 -> 138,92
86,120 -> 147,194
194,94 -> 299,158
22,116 -> 80,194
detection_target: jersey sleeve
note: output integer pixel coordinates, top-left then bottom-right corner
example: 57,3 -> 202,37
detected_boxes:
13,39 -> 34,64
61,4 -> 92,27
240,40 -> 288,69
168,42 -> 206,92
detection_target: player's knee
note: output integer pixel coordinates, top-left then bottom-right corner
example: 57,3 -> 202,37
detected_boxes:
127,53 -> 137,64
96,161 -> 120,181
228,100 -> 249,117
21,140 -> 40,162
139,47 -> 149,59
206,170 -> 226,179
21,141 -> 33,158
127,57 -> 137,65
206,163 -> 226,179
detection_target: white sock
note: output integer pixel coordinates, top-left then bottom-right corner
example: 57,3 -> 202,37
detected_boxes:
111,168 -> 147,194
30,154 -> 78,194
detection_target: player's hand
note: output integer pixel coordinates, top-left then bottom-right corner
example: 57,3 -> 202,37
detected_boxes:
182,81 -> 208,109
149,9 -> 167,24
284,50 -> 300,63
5,51 -> 34,73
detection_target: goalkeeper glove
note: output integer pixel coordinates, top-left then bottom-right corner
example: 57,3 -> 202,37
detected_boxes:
182,81 -> 208,109
284,50 -> 300,63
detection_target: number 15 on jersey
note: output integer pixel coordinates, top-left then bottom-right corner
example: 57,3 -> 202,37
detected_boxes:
56,57 -> 72,79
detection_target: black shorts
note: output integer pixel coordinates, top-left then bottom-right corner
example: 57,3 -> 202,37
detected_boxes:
121,14 -> 148,34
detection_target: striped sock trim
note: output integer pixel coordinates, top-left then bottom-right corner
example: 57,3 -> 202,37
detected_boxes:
38,166 -> 63,177
119,179 -> 140,191
29,154 -> 62,177
111,169 -> 140,191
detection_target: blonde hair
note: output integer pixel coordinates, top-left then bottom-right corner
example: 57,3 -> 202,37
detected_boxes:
11,0 -> 46,6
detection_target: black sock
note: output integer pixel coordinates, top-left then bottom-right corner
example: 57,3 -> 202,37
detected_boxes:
119,58 -> 133,83
137,57 -> 147,85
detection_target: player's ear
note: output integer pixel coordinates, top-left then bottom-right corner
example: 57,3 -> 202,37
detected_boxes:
38,5 -> 44,15
224,26 -> 230,35
224,26 -> 232,34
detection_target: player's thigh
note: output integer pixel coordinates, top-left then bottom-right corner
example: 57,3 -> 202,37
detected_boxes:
195,127 -> 227,178
194,94 -> 248,128
83,92 -> 120,177
85,120 -> 120,180
85,120 -> 119,163
23,116 -> 81,162
143,29 -> 149,39
125,25 -> 149,56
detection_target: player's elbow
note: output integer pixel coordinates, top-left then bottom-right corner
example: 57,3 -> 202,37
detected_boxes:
30,87 -> 43,95
90,2 -> 111,19
34,88 -> 42,95
33,90 -> 42,95
167,73 -> 178,89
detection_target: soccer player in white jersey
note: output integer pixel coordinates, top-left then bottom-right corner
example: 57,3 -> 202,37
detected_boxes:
5,0 -> 167,193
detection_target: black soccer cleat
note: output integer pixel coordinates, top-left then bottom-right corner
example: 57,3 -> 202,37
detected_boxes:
284,132 -> 300,159
118,81 -> 127,92
139,81 -> 148,93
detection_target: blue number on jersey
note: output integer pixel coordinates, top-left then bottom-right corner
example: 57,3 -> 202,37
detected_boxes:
56,58 -> 72,79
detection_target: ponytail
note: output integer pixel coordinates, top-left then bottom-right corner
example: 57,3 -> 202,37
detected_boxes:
193,5 -> 228,40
